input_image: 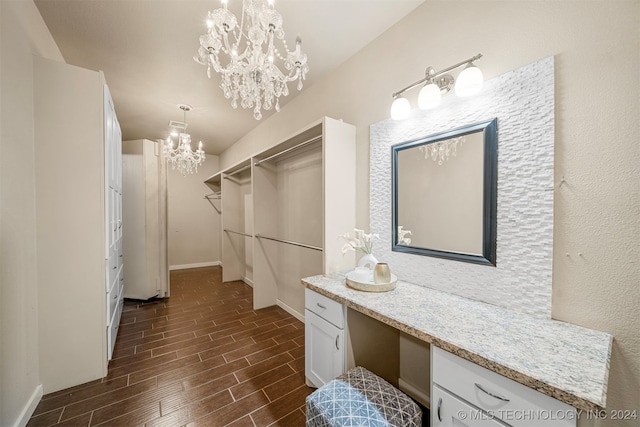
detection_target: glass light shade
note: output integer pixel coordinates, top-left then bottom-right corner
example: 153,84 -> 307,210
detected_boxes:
390,97 -> 411,120
455,64 -> 484,97
418,83 -> 442,109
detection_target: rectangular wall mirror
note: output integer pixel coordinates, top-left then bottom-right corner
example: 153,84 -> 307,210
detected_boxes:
392,118 -> 498,265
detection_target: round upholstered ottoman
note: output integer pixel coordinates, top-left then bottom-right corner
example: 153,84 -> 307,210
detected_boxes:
306,367 -> 422,426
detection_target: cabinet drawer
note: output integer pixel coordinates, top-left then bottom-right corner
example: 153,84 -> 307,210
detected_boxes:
107,253 -> 118,291
305,288 -> 345,328
432,347 -> 575,427
119,269 -> 124,299
432,384 -> 506,427
107,298 -> 123,360
107,285 -> 119,322
109,298 -> 123,335
117,239 -> 123,262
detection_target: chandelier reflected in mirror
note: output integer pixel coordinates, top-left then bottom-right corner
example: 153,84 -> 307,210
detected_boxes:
194,0 -> 309,120
418,136 -> 465,165
163,104 -> 206,176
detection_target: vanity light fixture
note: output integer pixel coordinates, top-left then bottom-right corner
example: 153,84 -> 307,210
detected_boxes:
390,54 -> 484,120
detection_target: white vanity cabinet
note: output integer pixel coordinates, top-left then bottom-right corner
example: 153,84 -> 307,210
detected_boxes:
305,288 -> 347,387
432,347 -> 576,427
302,275 -> 611,419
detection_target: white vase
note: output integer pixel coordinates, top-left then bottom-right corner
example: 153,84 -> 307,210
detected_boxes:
357,253 -> 379,270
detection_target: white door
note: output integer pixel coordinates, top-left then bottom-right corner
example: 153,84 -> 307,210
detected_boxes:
305,309 -> 345,388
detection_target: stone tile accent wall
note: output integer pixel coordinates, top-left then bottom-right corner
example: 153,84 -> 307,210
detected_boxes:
370,57 -> 554,318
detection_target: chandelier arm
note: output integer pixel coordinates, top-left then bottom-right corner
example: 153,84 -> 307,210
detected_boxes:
237,0 -> 247,41
221,32 -> 234,56
280,68 -> 300,83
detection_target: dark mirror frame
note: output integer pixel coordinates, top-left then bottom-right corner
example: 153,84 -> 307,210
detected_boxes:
391,118 -> 498,266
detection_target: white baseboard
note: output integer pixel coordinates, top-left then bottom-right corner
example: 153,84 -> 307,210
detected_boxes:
169,261 -> 221,271
14,384 -> 43,427
398,377 -> 430,408
241,276 -> 254,288
276,299 -> 305,322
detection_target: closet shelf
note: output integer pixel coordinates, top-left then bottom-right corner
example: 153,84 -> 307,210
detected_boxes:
223,175 -> 247,185
226,164 -> 251,177
224,229 -> 253,238
255,233 -> 323,252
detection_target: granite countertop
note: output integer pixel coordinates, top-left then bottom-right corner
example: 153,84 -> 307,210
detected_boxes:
301,272 -> 612,412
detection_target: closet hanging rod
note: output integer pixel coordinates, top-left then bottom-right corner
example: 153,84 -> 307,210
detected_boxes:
254,135 -> 322,166
255,233 -> 323,252
224,229 -> 253,238
226,164 -> 251,177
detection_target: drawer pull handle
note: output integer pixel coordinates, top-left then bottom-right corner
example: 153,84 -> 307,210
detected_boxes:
474,383 -> 510,402
335,335 -> 340,350
437,397 -> 442,422
316,303 -> 327,309
113,266 -> 117,270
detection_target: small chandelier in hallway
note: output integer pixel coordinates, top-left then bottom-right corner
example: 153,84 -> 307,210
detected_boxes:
163,104 -> 206,176
194,0 -> 309,120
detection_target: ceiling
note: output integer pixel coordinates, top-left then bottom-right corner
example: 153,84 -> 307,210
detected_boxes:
35,0 -> 423,155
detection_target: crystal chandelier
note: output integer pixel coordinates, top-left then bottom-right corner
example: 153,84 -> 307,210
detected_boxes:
163,104 -> 206,176
418,136 -> 465,165
194,0 -> 309,120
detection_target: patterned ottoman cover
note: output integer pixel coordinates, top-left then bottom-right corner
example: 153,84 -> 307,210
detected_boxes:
306,367 -> 422,427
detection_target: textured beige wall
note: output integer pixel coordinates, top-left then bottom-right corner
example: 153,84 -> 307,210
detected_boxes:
220,1 -> 639,424
167,156 -> 221,268
0,1 -> 64,425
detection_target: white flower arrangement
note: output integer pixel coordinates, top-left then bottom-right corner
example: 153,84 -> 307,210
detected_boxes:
339,228 -> 379,255
397,226 -> 412,245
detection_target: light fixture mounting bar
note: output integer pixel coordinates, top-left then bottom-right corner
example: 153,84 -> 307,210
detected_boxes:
392,53 -> 482,98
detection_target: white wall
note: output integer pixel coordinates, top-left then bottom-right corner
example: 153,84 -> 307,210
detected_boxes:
167,157 -> 221,269
0,1 -> 63,425
219,2 -> 639,425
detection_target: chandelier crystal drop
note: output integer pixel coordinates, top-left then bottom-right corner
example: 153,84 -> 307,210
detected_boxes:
194,0 -> 309,120
418,136 -> 465,165
163,104 -> 206,176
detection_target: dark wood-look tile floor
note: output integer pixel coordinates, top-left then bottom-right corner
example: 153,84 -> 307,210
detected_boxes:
28,266 -> 313,427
